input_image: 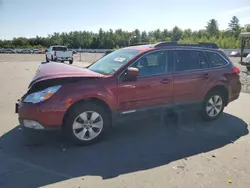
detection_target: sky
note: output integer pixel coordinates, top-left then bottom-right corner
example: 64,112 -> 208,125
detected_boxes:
0,0 -> 249,40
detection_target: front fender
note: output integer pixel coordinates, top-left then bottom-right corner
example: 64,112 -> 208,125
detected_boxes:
59,81 -> 117,111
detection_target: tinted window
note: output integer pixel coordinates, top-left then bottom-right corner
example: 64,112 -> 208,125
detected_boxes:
174,50 -> 208,71
131,51 -> 169,77
205,51 -> 228,67
52,46 -> 67,51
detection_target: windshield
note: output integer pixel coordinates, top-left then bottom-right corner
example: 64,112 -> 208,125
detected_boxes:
88,49 -> 140,75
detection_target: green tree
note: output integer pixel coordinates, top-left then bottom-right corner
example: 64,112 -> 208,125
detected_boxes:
206,19 -> 219,37
2,18 -> 250,49
141,31 -> 148,42
228,16 -> 241,38
171,26 -> 182,41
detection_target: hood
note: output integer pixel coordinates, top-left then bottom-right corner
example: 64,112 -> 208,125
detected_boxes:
29,62 -> 103,88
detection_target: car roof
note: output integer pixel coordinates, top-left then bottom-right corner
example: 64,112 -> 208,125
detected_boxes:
123,42 -> 220,53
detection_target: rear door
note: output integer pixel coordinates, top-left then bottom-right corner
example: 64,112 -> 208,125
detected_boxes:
172,49 -> 211,106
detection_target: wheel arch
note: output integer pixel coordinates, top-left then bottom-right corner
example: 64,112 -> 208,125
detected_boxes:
62,97 -> 113,128
205,85 -> 229,106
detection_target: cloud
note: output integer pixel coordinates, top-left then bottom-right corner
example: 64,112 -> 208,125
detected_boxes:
223,6 -> 250,16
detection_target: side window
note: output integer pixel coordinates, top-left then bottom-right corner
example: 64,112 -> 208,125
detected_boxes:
205,51 -> 228,67
174,50 -> 208,72
131,51 -> 169,77
199,51 -> 209,69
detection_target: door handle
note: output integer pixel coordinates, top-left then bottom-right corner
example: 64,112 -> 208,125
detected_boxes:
160,79 -> 171,84
199,73 -> 209,79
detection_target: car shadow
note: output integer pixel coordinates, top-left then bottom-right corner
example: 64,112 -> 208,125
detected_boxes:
0,112 -> 248,188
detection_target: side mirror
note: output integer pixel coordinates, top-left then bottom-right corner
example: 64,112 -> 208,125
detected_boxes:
122,67 -> 139,81
45,49 -> 48,52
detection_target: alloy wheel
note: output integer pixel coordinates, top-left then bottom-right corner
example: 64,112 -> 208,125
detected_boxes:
72,111 -> 103,141
206,95 -> 223,117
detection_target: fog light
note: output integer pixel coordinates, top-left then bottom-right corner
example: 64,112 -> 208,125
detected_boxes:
23,120 -> 44,129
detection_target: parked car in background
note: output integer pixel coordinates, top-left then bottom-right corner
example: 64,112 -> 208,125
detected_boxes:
16,42 -> 241,146
36,49 -> 45,54
45,45 -> 73,64
15,49 -> 22,53
20,49 -> 33,54
32,49 -> 39,54
3,48 -> 15,53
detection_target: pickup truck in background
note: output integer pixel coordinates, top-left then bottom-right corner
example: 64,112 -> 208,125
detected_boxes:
45,46 -> 73,64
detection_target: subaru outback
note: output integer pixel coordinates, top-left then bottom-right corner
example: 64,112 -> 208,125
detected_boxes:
16,42 -> 241,145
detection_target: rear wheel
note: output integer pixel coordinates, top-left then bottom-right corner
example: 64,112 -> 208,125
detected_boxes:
69,60 -> 73,64
202,91 -> 225,121
63,102 -> 111,145
247,67 -> 250,71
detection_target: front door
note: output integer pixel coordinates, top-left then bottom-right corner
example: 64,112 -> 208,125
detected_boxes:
118,50 -> 173,115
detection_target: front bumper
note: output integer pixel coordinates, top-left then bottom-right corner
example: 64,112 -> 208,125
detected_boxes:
18,118 -> 61,130
16,100 -> 65,130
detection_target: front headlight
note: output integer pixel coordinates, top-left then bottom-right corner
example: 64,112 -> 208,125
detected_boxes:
24,85 -> 61,103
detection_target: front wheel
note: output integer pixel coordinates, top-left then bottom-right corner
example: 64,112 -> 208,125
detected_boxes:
45,55 -> 49,62
63,102 -> 111,145
69,60 -> 73,64
202,91 -> 225,121
247,67 -> 250,71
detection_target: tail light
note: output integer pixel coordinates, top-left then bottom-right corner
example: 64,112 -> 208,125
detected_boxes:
233,66 -> 240,75
54,51 -> 56,56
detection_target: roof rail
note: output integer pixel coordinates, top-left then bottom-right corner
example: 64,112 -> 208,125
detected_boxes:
128,42 -> 152,46
154,41 -> 178,48
154,41 -> 219,49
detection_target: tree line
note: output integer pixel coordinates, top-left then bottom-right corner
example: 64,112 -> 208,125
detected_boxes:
0,16 -> 249,49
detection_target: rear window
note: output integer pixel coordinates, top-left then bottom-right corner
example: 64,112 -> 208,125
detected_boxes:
52,46 -> 67,51
205,51 -> 228,67
174,50 -> 209,71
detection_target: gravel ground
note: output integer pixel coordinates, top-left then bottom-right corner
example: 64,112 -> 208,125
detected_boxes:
230,57 -> 250,94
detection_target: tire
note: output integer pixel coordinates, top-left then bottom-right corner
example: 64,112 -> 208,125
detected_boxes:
69,60 -> 73,64
51,55 -> 54,61
247,67 -> 250,71
63,102 -> 111,146
201,90 -> 225,121
45,55 -> 49,62
61,61 -> 64,63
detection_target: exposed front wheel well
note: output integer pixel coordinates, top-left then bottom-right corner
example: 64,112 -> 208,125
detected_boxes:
205,86 -> 229,106
62,98 -> 112,128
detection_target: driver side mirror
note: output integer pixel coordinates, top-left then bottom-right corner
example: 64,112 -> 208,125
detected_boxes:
122,67 -> 139,81
45,49 -> 48,52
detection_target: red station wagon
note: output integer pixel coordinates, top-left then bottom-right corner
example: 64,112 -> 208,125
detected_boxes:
16,42 -> 241,145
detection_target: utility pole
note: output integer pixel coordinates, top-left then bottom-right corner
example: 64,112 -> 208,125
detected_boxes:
79,47 -> 82,62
